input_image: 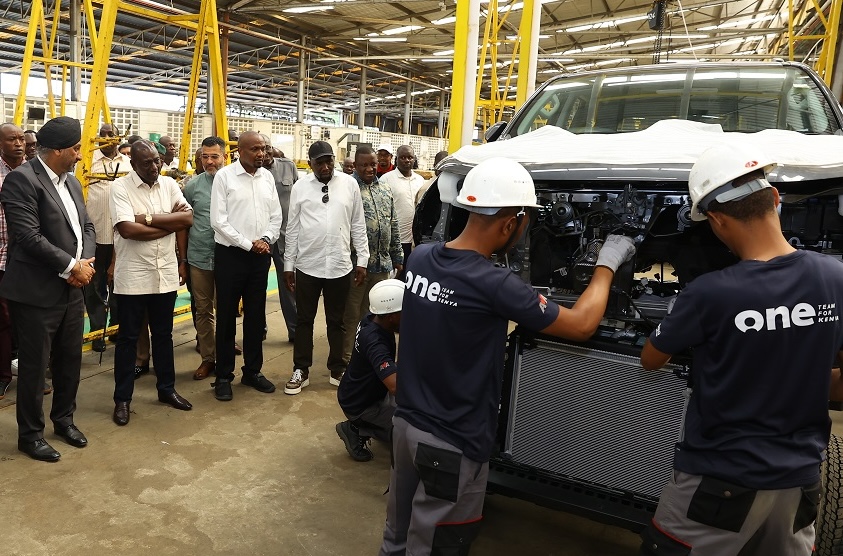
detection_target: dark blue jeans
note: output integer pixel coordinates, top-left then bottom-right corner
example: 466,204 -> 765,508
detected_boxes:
113,292 -> 177,403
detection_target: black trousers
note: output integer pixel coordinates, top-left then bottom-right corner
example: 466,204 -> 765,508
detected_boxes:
83,243 -> 118,333
214,243 -> 271,380
11,292 -> 84,442
113,292 -> 177,403
293,269 -> 351,375
396,243 -> 412,282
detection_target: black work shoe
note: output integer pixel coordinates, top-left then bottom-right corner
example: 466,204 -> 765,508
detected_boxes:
133,365 -> 150,380
18,438 -> 61,462
92,339 -> 107,352
213,379 -> 233,401
54,424 -> 88,448
336,421 -> 373,462
241,372 -> 276,393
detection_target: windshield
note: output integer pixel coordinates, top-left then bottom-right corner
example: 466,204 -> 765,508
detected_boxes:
508,66 -> 841,137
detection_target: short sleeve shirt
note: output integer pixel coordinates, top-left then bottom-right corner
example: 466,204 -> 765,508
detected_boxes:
650,250 -> 843,489
337,314 -> 397,416
394,242 -> 560,462
110,171 -> 190,295
182,173 -> 215,271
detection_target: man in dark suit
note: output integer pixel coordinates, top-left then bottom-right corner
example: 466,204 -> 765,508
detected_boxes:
0,116 -> 95,462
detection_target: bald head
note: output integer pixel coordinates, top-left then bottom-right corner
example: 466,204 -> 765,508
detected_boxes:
237,131 -> 267,174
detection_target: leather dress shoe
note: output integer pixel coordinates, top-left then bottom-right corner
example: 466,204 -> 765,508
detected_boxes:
134,364 -> 150,380
18,438 -> 60,462
193,361 -> 215,380
113,401 -> 130,426
54,424 -> 88,448
92,338 -> 107,352
158,391 -> 192,411
234,342 -> 243,356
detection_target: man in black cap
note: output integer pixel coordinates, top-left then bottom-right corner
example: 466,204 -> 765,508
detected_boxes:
0,116 -> 96,461
282,140 -> 368,395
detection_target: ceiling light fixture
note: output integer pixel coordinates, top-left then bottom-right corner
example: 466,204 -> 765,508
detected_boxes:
432,16 -> 457,25
352,37 -> 408,42
282,5 -> 334,13
698,14 -> 776,31
382,25 -> 424,35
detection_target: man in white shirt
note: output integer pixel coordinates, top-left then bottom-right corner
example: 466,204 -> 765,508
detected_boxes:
85,122 -> 130,352
381,144 -> 425,279
210,131 -> 284,402
283,141 -> 369,395
110,140 -> 194,426
158,135 -> 179,171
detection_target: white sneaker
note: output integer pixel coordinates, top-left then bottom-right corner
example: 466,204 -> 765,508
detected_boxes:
11,358 -> 17,377
329,370 -> 344,387
284,368 -> 309,395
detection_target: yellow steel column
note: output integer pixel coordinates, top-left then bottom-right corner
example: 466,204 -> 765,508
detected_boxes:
179,3 -> 207,171
203,0 -> 230,159
448,0 -> 481,152
76,0 -> 118,191
515,0 -> 541,108
15,0 -> 45,125
815,0 -> 842,84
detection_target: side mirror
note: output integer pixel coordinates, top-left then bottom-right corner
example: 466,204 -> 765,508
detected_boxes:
484,121 -> 508,143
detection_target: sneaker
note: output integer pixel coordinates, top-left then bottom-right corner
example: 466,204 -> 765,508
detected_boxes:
241,372 -> 276,393
329,370 -> 344,387
11,358 -> 17,376
284,368 -> 309,395
212,378 -> 233,401
0,379 -> 9,399
335,421 -> 373,462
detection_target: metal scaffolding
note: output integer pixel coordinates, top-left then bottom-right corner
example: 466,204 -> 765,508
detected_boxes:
15,0 -> 231,191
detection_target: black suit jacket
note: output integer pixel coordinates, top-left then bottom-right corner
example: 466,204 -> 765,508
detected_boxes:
0,158 -> 96,307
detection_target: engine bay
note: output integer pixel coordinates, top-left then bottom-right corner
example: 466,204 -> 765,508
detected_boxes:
415,180 -> 843,337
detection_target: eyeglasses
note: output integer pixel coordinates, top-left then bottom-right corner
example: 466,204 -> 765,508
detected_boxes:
322,185 -> 329,203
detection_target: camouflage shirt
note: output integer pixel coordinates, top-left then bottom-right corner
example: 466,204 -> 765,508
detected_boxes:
353,172 -> 403,273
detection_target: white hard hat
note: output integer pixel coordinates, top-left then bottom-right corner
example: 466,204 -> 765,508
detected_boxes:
453,157 -> 541,215
369,279 -> 405,315
688,144 -> 776,221
376,143 -> 393,155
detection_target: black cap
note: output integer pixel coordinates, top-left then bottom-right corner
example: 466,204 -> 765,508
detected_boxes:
36,116 -> 81,150
308,141 -> 334,160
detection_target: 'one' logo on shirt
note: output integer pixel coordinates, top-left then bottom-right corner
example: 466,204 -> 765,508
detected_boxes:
734,302 -> 838,332
405,270 -> 458,306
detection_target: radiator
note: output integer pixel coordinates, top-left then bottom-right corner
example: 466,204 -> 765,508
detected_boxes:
504,339 -> 688,499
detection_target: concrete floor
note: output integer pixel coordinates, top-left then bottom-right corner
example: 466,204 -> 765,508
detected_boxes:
2,293 -> 837,555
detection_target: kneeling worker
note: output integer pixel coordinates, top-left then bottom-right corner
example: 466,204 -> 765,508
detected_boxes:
336,278 -> 404,462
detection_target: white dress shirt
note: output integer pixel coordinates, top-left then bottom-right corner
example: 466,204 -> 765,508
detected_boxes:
110,171 -> 190,295
210,160 -> 284,251
284,172 -> 369,279
87,150 -> 131,245
38,156 -> 82,278
381,168 -> 425,244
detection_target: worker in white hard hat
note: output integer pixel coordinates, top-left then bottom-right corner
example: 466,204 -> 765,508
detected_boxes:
639,144 -> 843,556
335,278 -> 404,462
379,157 -> 636,555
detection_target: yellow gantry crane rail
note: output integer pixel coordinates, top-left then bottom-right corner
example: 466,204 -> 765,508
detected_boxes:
15,0 -> 231,194
767,0 -> 842,86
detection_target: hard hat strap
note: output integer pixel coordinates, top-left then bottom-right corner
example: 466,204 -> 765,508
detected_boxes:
698,177 -> 771,214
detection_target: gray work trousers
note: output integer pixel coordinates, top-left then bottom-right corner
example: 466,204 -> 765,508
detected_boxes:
380,417 -> 488,556
640,470 -> 818,556
343,392 -> 395,443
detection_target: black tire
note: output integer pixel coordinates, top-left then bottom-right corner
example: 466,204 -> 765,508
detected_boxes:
818,433 -> 843,556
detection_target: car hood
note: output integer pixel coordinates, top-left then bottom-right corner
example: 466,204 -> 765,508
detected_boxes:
438,120 -> 843,192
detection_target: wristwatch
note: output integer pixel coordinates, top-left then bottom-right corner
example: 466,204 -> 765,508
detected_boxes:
144,213 -> 153,226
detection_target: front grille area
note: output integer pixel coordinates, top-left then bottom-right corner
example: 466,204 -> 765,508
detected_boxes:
505,340 -> 687,499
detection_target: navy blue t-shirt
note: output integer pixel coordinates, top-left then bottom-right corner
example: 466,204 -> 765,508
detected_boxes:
337,314 -> 397,417
650,250 -> 843,489
394,242 -> 560,462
